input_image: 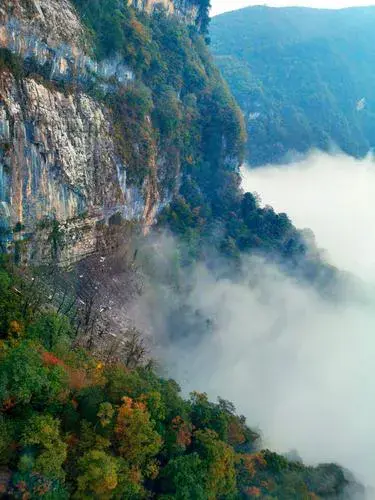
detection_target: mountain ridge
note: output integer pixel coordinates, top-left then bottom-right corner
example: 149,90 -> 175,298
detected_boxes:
211,5 -> 375,165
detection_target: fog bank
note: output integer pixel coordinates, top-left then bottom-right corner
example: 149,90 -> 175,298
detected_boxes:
241,151 -> 375,279
133,152 -> 375,491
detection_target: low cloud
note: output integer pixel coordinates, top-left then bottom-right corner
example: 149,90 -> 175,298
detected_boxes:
132,151 -> 375,490
165,257 -> 375,488
241,151 -> 375,280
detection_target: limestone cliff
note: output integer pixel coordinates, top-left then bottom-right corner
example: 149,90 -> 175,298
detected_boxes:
0,0 -> 164,263
0,1 -> 135,85
130,0 -> 198,24
0,0 -> 238,266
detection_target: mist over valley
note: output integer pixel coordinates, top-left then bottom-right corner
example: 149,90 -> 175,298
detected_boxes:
0,0 -> 374,497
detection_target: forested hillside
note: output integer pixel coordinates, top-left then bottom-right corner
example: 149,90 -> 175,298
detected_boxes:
71,0 -> 306,267
210,6 -> 375,165
0,259 -> 363,499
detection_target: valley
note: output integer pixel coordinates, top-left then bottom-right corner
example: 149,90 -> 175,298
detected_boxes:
0,0 -> 373,498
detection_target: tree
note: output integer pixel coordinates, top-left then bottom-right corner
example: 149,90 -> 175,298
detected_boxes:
115,397 -> 162,472
75,450 -> 118,499
76,386 -> 106,424
158,453 -> 207,499
194,429 -> 237,499
0,341 -> 68,407
27,312 -> 73,351
97,402 -> 115,428
138,390 -> 166,424
0,268 -> 23,338
121,329 -> 148,369
189,392 -> 229,441
0,416 -> 15,465
104,365 -> 159,404
20,414 -> 67,480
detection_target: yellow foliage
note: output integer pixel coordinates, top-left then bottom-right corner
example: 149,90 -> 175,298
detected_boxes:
240,452 -> 267,479
8,320 -> 23,335
115,396 -> 162,471
130,19 -> 150,43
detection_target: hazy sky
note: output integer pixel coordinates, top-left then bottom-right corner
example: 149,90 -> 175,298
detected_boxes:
211,0 -> 375,16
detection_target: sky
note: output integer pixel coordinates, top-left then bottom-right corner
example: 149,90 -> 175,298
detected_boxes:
211,0 -> 375,16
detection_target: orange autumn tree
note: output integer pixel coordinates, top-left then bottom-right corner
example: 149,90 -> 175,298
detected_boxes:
114,396 -> 162,478
194,428 -> 237,499
171,415 -> 193,449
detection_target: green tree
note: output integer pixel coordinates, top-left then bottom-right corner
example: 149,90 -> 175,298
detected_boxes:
189,392 -> 229,441
158,453 -> 207,499
0,341 -> 68,407
27,312 -> 73,352
194,429 -> 237,499
0,416 -> 16,465
97,402 -> 115,428
20,414 -> 67,480
0,268 -> 23,338
75,450 -> 118,499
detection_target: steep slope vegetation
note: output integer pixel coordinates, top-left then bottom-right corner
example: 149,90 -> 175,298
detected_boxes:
0,260 -> 364,498
210,6 -> 375,165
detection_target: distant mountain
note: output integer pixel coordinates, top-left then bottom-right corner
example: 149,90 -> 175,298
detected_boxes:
210,6 -> 375,165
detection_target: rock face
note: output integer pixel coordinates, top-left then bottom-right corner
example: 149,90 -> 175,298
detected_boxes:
0,0 -> 200,264
0,0 -> 87,49
0,68 -> 154,262
0,1 -> 134,87
0,0 -> 164,263
130,0 -> 198,24
1,73 -> 121,222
